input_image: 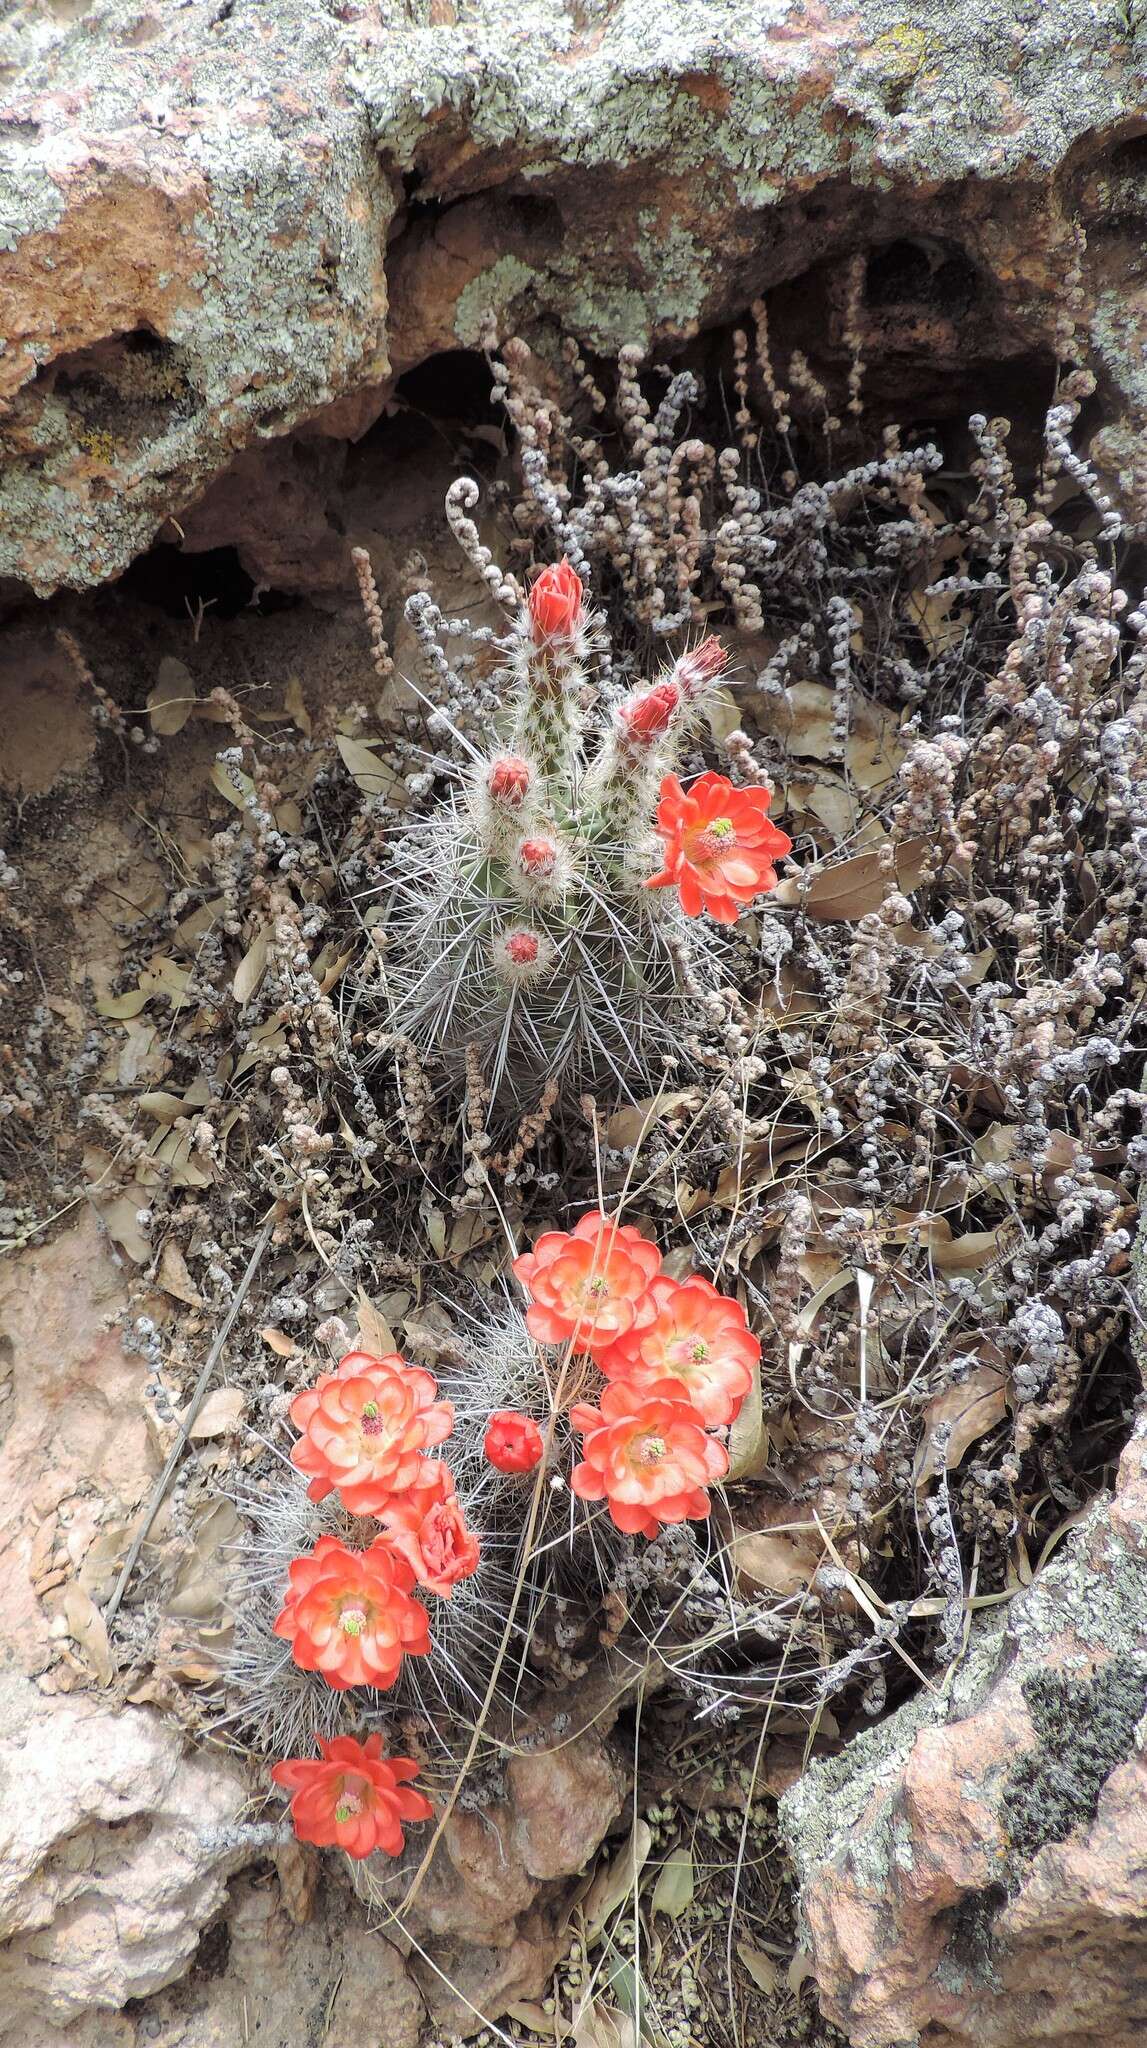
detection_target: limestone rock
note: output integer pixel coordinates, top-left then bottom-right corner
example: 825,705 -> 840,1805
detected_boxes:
781,1414 -> 1147,2048
4,0 -> 1147,595
0,1672 -> 251,2034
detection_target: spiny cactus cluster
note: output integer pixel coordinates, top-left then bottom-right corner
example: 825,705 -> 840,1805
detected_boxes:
380,556 -> 778,1102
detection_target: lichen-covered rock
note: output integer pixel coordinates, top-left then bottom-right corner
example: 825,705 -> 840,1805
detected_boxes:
780,1414 -> 1147,2048
3,0 -> 1147,595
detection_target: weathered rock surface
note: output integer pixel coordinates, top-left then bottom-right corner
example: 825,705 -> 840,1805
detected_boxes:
0,1671 -> 251,2036
3,0 -> 1147,595
781,1412 -> 1147,2048
376,1718 -> 630,2032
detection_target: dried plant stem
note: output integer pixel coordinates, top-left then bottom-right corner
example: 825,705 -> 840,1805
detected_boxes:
104,1218 -> 274,1628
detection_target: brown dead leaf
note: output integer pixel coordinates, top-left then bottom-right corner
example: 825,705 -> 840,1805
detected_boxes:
336,735 -> 401,801
261,1326 -> 298,1358
773,837 -> 930,920
732,1524 -> 823,1598
914,1366 -> 1008,1486
355,1289 -> 398,1359
147,657 -> 197,736
158,1240 -> 202,1305
232,927 -> 270,1005
184,1386 -> 245,1439
61,1583 -> 113,1684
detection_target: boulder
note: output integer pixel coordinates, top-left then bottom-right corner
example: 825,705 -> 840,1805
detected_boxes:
781,1413 -> 1147,2048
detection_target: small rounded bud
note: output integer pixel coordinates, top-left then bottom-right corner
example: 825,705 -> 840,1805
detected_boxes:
491,927 -> 554,983
487,754 -> 532,805
484,1409 -> 544,1474
620,679 -> 680,743
528,559 -> 583,642
518,836 -> 557,876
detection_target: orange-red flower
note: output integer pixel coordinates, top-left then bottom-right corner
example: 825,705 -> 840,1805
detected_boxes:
272,1734 -> 432,1859
647,771 -> 792,924
376,1463 -> 480,1599
289,1350 -> 454,1515
529,559 -> 583,642
484,1409 -> 544,1474
512,1209 -> 661,1357
569,1381 -> 728,1538
599,1274 -> 759,1428
273,1535 -> 431,1691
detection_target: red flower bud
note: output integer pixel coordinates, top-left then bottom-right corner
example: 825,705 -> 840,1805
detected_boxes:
528,559 -> 583,643
487,754 -> 532,805
518,836 -> 557,876
505,930 -> 540,965
676,636 -> 728,699
620,679 -> 681,743
484,1409 -> 544,1474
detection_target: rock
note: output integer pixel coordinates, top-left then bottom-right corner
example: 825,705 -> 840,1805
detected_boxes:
0,1671 -> 251,2035
128,1864 -> 425,2048
375,1721 -> 628,2033
781,1412 -> 1147,2048
0,1212 -> 160,1672
4,0 -> 1147,595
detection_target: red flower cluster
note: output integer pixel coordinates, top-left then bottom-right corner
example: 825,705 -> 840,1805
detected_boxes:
272,1346 -> 482,1856
648,770 -> 792,923
511,1211 -> 758,1536
272,1734 -> 432,1859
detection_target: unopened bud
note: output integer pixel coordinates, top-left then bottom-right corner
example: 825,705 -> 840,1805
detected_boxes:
675,635 -> 728,698
492,927 -> 554,983
518,836 -> 557,876
620,680 -> 680,743
487,754 -> 532,805
528,559 -> 583,643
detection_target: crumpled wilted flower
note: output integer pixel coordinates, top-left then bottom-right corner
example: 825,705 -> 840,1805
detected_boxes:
568,1380 -> 729,1538
647,770 -> 791,923
272,1733 -> 432,1859
375,1462 -> 481,1598
513,1208 -> 661,1357
528,557 -> 583,641
289,1350 -> 454,1515
273,1534 -> 430,1691
599,1274 -> 759,1428
483,1408 -> 544,1474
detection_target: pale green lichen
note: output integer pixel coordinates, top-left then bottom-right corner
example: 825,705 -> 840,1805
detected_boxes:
454,256 -> 538,349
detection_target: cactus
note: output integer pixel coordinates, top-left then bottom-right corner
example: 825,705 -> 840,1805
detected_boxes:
379,555 -> 743,1103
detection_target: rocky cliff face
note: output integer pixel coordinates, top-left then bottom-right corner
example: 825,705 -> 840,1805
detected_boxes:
3,0 -> 1146,598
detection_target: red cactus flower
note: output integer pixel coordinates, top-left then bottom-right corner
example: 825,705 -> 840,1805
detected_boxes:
528,559 -> 584,642
487,754 -> 532,805
484,1409 -> 545,1474
647,771 -> 792,924
512,1208 -> 662,1357
599,1274 -> 759,1428
272,1734 -> 432,1859
289,1350 -> 454,1516
569,1381 -> 729,1538
273,1535 -> 430,1691
518,836 -> 558,876
505,930 -> 540,965
674,636 -> 728,699
619,679 -> 681,744
376,1462 -> 481,1599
